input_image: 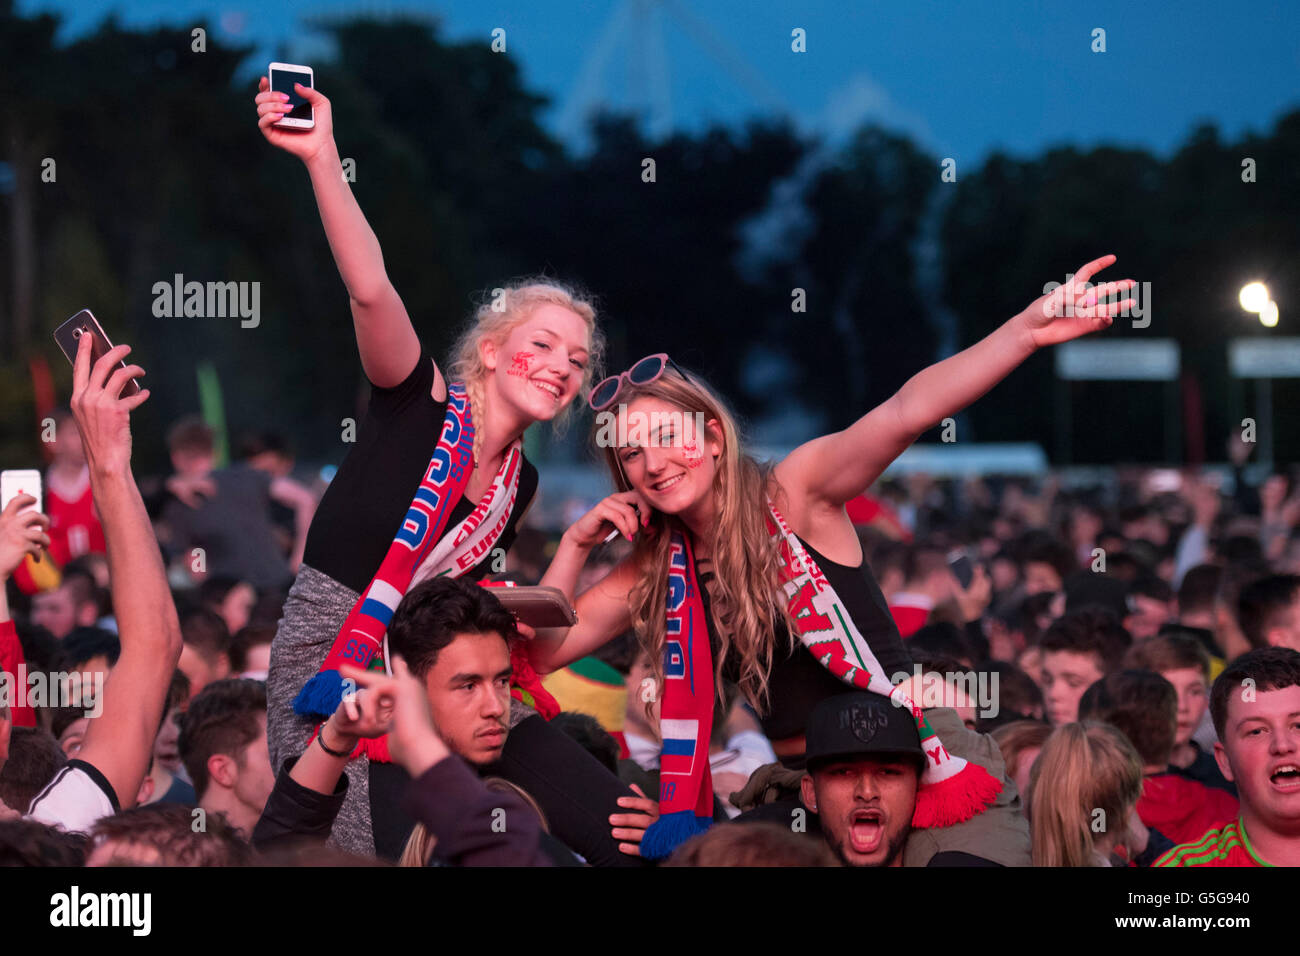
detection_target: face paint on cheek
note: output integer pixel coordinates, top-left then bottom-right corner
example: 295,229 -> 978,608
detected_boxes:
507,351 -> 533,378
682,439 -> 704,469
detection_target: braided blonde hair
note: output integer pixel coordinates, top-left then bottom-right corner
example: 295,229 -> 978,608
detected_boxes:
447,279 -> 603,464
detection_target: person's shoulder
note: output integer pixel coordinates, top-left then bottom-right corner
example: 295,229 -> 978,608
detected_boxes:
732,796 -> 813,830
518,456 -> 540,496
221,462 -> 271,493
1153,820 -> 1248,867
158,774 -> 197,807
370,344 -> 436,406
1153,769 -> 1238,813
24,759 -> 119,833
925,850 -> 1003,867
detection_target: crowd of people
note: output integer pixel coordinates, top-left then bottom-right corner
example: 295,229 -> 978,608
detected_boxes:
0,78 -> 1297,870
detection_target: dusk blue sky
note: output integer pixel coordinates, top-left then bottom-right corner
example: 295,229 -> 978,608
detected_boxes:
17,0 -> 1300,159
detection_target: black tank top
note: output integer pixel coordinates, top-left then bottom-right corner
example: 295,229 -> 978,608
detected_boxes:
699,534 -> 912,742
303,345 -> 538,593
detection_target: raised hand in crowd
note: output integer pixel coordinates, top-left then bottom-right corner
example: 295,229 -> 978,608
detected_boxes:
955,563 -> 993,624
253,76 -> 423,392
0,497 -> 49,615
254,76 -> 335,164
26,334 -> 182,826
340,657 -> 451,778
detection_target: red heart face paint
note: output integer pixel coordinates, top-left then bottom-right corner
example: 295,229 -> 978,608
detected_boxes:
683,439 -> 704,468
508,351 -> 534,378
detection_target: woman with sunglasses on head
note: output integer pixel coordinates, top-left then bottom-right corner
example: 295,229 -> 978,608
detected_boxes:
254,80 -> 656,867
534,257 -> 1136,857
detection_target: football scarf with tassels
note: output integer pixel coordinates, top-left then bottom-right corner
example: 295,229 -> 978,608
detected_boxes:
765,503 -> 1000,827
292,383 -> 558,761
640,504 -> 1001,859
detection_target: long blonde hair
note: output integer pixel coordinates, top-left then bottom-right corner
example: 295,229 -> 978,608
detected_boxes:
448,278 -> 604,464
1026,722 -> 1142,867
596,367 -> 795,715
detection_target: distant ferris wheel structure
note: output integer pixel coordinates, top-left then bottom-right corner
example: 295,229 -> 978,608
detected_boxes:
556,0 -> 791,145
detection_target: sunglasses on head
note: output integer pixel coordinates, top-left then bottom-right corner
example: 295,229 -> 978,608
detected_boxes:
587,353 -> 688,412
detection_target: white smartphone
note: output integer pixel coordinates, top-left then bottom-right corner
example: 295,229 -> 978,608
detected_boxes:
1,470 -> 43,515
268,62 -> 314,129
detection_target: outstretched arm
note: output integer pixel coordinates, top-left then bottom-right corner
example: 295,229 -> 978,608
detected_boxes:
255,78 -> 431,392
529,491 -> 646,674
776,256 -> 1134,508
70,333 -> 182,811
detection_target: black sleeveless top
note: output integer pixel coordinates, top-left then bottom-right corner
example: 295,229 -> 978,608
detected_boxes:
698,534 -> 912,742
302,346 -> 540,862
303,345 -> 538,593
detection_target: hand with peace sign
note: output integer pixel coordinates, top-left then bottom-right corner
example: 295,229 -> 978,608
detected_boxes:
340,656 -> 451,777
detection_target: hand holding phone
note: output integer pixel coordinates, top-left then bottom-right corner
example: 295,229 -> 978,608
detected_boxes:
68,329 -> 150,478
0,470 -> 42,516
268,63 -> 315,129
0,479 -> 50,576
947,548 -> 974,590
256,69 -> 333,164
53,310 -> 141,400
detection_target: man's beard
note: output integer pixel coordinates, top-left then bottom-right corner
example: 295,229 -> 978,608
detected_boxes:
830,824 -> 910,868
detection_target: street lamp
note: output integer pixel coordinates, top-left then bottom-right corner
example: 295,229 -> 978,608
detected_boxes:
1238,282 -> 1279,467
1240,282 -> 1270,313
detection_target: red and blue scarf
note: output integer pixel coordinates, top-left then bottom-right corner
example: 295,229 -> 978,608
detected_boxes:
639,506 -> 1001,858
639,532 -> 715,856
293,383 -> 557,761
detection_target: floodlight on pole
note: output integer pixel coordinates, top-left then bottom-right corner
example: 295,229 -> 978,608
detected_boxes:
1240,282 -> 1270,313
1260,300 -> 1280,328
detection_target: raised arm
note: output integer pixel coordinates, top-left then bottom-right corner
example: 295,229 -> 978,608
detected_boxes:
70,334 -> 182,810
529,491 -> 645,674
255,78 -> 430,392
776,256 -> 1135,508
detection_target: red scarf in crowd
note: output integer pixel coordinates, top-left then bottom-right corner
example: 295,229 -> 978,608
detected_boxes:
293,383 -> 557,761
640,505 -> 1001,858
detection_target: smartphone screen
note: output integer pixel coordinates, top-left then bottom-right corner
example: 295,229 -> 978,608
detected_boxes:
1,470 -> 43,515
947,549 -> 974,589
270,68 -> 312,121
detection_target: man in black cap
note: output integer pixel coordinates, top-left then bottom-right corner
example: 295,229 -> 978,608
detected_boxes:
799,691 -> 927,867
732,685 -> 1030,865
